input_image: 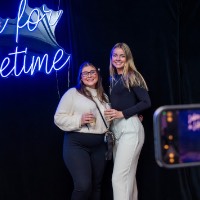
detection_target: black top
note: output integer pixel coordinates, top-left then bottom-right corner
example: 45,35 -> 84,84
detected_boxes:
110,74 -> 151,119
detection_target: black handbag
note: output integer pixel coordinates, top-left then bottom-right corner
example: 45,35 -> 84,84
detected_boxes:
95,103 -> 116,160
104,130 -> 116,160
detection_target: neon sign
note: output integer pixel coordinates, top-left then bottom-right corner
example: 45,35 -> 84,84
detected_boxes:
0,0 -> 70,78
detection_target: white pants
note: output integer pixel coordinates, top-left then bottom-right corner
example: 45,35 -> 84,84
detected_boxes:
111,115 -> 144,200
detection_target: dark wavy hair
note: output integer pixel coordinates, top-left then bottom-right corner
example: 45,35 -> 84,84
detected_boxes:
76,62 -> 108,103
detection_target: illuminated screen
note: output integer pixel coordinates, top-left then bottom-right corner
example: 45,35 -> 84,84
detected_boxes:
178,110 -> 200,163
161,109 -> 200,164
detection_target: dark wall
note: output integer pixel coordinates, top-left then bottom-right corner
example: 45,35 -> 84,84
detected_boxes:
0,0 -> 200,200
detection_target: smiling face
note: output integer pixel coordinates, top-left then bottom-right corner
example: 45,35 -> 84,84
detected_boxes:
111,47 -> 126,74
81,65 -> 98,88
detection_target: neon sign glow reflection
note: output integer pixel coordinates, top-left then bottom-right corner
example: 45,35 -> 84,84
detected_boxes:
0,0 -> 70,78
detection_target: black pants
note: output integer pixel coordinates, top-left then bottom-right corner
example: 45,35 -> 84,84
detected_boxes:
63,132 -> 107,200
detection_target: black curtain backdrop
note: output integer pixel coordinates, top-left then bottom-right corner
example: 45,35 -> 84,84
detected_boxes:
0,0 -> 200,200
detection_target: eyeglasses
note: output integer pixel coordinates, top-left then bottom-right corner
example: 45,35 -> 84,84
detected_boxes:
81,70 -> 97,77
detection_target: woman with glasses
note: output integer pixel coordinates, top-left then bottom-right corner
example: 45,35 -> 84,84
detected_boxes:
104,43 -> 151,200
54,62 -> 110,200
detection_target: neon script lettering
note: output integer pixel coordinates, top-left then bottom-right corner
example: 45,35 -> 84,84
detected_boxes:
0,47 -> 70,77
0,0 -> 70,78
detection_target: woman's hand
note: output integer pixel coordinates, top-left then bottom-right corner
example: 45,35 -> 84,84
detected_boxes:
81,113 -> 95,126
104,109 -> 124,121
138,115 -> 143,122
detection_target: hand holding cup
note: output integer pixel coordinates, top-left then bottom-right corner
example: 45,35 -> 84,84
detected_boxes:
104,108 -> 124,121
81,111 -> 96,127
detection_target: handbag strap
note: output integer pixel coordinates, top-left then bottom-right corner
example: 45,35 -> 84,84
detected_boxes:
94,101 -> 114,160
93,101 -> 109,130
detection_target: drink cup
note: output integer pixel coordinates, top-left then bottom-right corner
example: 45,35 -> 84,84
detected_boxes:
104,103 -> 112,121
105,103 -> 111,109
89,108 -> 96,127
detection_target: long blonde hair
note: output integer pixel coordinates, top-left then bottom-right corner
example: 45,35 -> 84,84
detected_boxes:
109,43 -> 148,90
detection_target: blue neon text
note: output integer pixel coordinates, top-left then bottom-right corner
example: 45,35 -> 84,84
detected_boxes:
0,0 -> 70,78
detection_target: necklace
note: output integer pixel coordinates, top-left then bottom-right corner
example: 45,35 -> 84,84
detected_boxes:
114,77 -> 121,86
109,76 -> 122,94
113,76 -> 122,87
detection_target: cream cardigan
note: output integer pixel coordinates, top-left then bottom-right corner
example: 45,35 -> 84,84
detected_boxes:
54,87 -> 109,134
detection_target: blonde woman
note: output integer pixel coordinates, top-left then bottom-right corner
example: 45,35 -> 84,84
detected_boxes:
104,43 -> 151,200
